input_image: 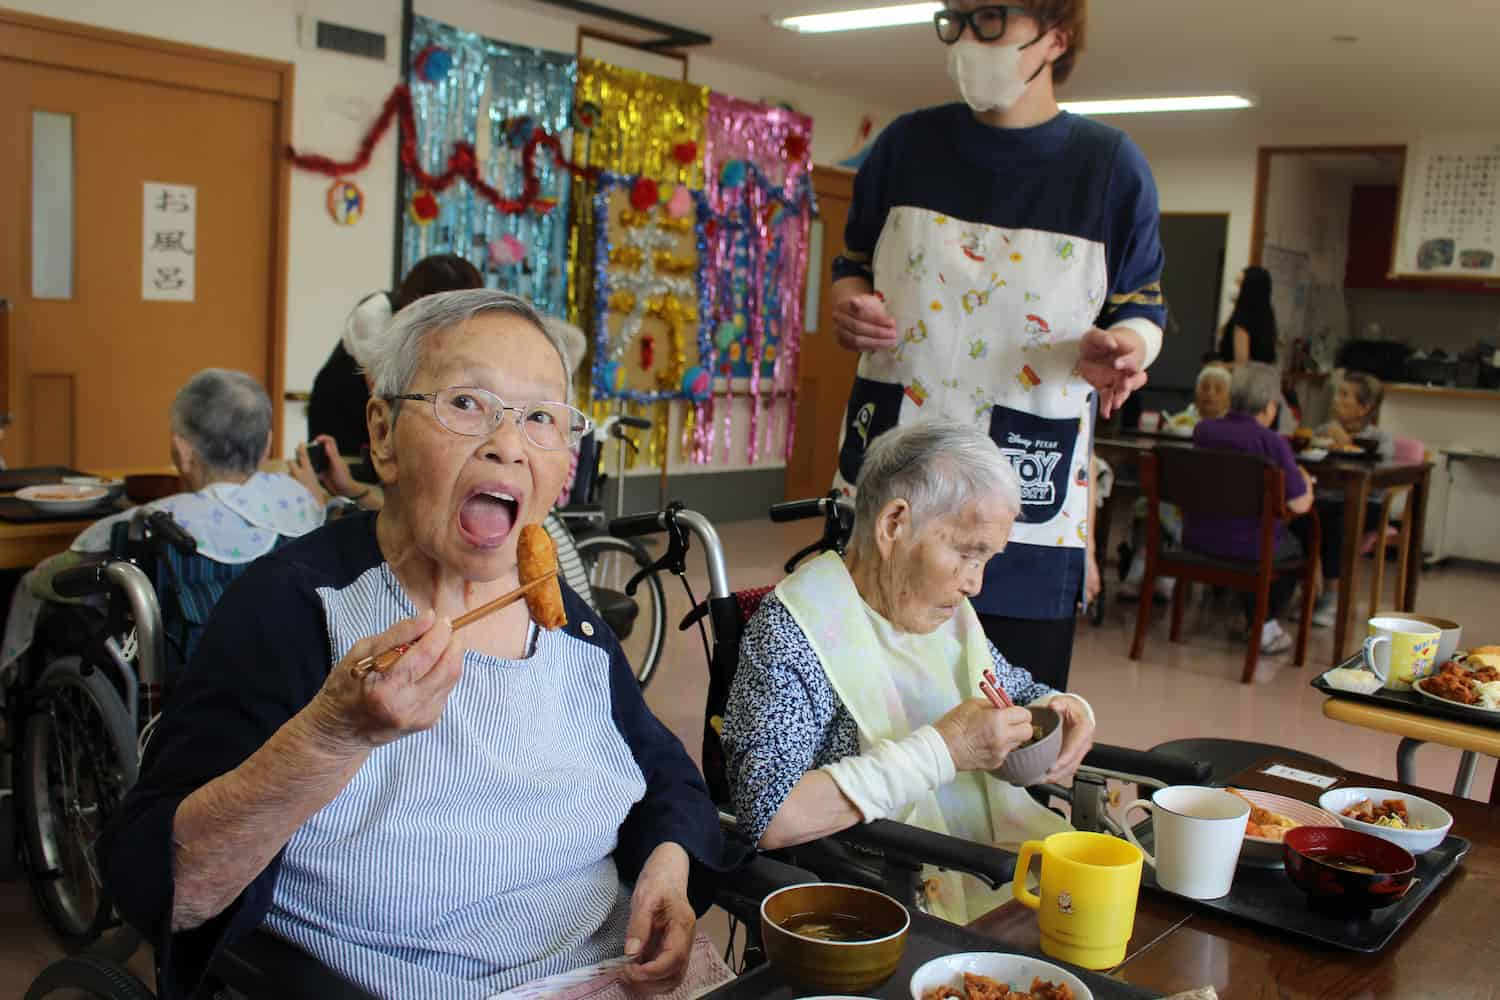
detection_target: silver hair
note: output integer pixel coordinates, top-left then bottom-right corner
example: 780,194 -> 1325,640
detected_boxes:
849,421 -> 1021,556
1196,364 -> 1231,388
1229,361 -> 1283,415
364,289 -> 570,410
169,369 -> 271,477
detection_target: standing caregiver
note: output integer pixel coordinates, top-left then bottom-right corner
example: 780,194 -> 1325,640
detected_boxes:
829,0 -> 1168,690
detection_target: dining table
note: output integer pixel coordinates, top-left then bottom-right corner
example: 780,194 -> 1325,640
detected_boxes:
0,465 -> 177,571
968,754 -> 1497,998
1321,695 -> 1500,803
1093,431 -> 1432,664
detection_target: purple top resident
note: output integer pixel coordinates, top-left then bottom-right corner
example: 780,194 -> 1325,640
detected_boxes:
1182,411 -> 1307,561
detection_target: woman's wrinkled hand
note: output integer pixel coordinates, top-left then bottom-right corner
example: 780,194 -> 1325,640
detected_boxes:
1042,696 -> 1096,785
622,842 -> 697,994
934,698 -> 1037,773
306,611 -> 464,750
833,293 -> 901,353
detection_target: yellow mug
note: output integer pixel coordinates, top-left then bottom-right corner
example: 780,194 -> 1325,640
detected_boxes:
1363,616 -> 1441,690
1013,831 -> 1143,970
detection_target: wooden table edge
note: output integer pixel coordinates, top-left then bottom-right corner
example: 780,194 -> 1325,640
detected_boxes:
1322,697 -> 1500,756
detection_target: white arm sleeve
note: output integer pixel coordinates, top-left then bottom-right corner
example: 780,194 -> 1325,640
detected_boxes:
820,725 -> 956,823
1111,317 -> 1164,368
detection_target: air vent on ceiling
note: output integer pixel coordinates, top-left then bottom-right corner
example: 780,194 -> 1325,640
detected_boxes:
299,17 -> 387,62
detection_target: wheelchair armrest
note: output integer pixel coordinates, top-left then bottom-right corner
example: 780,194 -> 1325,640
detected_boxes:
52,562 -> 116,600
836,819 -> 1017,890
1083,743 -> 1211,786
728,854 -> 821,899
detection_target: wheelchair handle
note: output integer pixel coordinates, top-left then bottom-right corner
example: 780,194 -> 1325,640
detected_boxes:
608,506 -> 731,602
52,560 -> 166,692
608,511 -> 668,539
769,498 -> 829,523
615,416 -> 652,432
147,510 -> 198,555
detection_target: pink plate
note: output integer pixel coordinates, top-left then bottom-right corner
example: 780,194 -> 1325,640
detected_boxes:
1230,788 -> 1345,868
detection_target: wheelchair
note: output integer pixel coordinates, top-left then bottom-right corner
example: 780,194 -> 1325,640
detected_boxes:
609,496 -> 1214,954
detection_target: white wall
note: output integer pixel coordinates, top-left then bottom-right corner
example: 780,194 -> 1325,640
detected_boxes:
18,0 -> 904,469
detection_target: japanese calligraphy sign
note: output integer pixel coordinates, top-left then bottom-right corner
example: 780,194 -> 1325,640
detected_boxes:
143,182 -> 196,301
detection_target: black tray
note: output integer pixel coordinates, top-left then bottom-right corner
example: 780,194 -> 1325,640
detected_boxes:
1138,830 -> 1470,954
704,910 -> 1161,999
1312,658 -> 1500,733
0,466 -> 88,490
0,496 -> 123,524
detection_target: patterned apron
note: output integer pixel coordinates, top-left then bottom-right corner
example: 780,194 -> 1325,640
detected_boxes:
835,206 -> 1107,557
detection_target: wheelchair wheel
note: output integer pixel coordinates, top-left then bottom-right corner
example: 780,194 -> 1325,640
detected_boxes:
575,535 -> 666,688
25,953 -> 153,1000
16,657 -> 138,945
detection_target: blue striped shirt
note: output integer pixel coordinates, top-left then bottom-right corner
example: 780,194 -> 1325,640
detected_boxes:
99,514 -> 728,1000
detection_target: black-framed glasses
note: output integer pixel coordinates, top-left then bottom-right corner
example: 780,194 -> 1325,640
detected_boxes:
934,5 -> 1031,44
390,387 -> 592,451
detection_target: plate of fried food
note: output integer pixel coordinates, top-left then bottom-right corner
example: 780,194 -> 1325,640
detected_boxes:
1227,788 -> 1344,868
1413,649 -> 1500,716
1319,786 -> 1453,855
15,483 -> 111,514
911,953 -> 1089,1000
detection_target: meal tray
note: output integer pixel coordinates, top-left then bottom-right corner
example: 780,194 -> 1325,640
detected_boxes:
1138,831 -> 1471,954
704,910 -> 1161,999
1312,657 -> 1500,733
0,466 -> 89,491
0,496 -> 123,524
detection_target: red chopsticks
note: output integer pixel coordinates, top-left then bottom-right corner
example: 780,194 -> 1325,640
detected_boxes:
979,668 -> 1014,709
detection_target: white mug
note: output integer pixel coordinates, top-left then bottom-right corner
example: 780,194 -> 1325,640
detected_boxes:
1121,786 -> 1249,900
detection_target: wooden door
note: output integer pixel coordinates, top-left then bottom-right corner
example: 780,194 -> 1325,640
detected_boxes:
0,11 -> 291,471
783,166 -> 858,501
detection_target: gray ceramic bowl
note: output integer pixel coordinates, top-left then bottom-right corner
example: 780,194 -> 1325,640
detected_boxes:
991,706 -> 1062,786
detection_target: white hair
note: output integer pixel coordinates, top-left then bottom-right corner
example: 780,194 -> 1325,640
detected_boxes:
169,369 -> 271,477
1229,361 -> 1283,415
850,421 -> 1021,556
363,289 -> 570,412
1196,364 -> 1231,388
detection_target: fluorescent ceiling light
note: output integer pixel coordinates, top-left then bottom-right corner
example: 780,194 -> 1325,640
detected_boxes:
1060,95 -> 1254,116
775,2 -> 941,34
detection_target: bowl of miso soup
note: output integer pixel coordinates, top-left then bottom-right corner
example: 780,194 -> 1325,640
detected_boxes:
760,883 -> 910,992
1282,826 -> 1416,912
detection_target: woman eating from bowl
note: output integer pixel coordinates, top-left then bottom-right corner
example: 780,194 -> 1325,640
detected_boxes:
99,291 -> 725,1000
721,422 -> 1096,925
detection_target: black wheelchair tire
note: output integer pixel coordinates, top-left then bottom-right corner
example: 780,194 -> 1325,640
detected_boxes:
24,953 -> 153,1000
16,658 -> 138,946
574,534 -> 667,688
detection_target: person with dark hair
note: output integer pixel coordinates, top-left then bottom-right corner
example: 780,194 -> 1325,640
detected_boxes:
828,0 -> 1167,691
1218,266 -> 1278,365
307,254 -> 484,457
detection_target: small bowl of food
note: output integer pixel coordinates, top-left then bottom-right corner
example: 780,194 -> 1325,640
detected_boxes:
1299,447 -> 1328,462
1227,788 -> 1345,868
910,952 -> 1091,1000
15,484 -> 110,514
1318,787 -> 1453,855
991,706 -> 1062,787
1282,826 -> 1416,912
760,883 -> 910,993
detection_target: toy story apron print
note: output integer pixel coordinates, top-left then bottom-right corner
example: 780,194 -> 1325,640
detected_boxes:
835,206 -> 1107,556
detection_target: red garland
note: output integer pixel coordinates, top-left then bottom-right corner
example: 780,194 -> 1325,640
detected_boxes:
285,84 -> 598,217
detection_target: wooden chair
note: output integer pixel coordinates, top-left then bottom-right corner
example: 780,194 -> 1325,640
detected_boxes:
1366,435 -> 1425,613
1129,446 -> 1321,684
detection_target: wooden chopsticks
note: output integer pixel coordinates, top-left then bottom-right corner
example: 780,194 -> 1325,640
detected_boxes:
350,569 -> 558,680
979,668 -> 1014,709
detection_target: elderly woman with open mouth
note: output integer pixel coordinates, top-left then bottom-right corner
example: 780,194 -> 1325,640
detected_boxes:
99,290 -> 726,1000
722,421 -> 1097,925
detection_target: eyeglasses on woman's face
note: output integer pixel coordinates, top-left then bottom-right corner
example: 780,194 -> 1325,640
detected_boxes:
390,386 -> 591,451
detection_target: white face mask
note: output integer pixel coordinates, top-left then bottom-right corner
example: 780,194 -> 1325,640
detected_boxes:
946,37 -> 1042,113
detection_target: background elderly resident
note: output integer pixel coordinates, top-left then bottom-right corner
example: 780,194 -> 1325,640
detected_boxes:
722,422 -> 1095,924
1,369 -> 322,674
1184,362 -> 1314,655
99,291 -> 724,1000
